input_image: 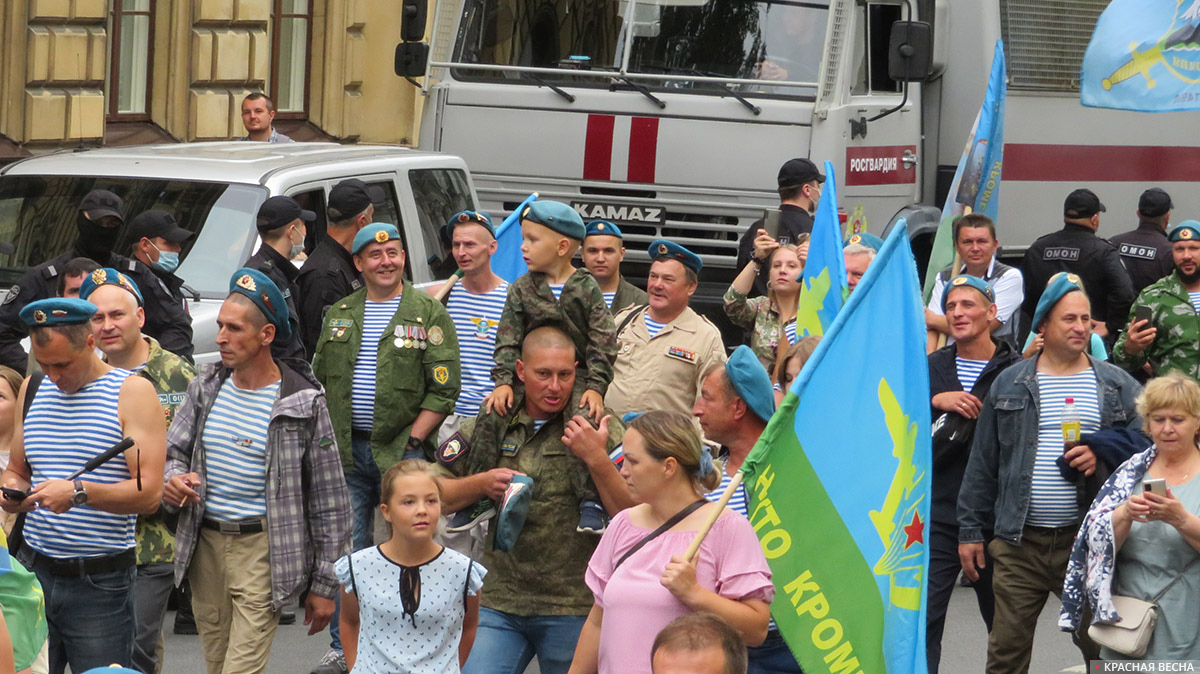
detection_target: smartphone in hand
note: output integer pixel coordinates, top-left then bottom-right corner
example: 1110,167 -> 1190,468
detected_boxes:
761,208 -> 782,240
1134,305 -> 1153,327
1144,478 -> 1167,496
1,486 -> 30,502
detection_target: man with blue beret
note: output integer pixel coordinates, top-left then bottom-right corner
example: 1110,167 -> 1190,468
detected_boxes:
844,231 -> 884,252
311,222 -> 461,669
245,195 -> 314,368
1,296 -> 166,673
163,268 -> 351,674
924,274 -> 1020,674
1114,220 -> 1200,381
608,240 -> 726,419
959,270 -> 1142,673
581,220 -> 647,314
81,268 -> 198,674
692,345 -> 800,672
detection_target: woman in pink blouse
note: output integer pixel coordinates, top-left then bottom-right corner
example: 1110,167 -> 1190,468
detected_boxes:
568,411 -> 774,674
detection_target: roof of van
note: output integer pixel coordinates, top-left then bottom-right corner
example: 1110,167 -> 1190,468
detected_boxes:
0,142 -> 465,184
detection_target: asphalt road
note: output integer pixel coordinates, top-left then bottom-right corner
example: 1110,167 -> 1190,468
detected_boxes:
159,581 -> 1087,674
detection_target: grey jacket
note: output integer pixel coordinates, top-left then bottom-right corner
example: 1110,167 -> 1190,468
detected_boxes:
958,355 -> 1142,545
165,362 -> 351,607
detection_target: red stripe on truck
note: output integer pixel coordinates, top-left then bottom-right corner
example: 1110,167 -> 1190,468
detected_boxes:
584,115 -> 615,181
1003,144 -> 1200,182
628,117 -> 659,183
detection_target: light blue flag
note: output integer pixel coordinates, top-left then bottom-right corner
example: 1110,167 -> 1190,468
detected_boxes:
1082,0 -> 1200,112
795,160 -> 847,337
923,40 -> 1006,302
491,193 -> 536,282
741,220 -> 931,674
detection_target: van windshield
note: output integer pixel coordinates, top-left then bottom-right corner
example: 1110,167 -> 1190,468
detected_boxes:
0,176 -> 267,298
452,0 -> 828,97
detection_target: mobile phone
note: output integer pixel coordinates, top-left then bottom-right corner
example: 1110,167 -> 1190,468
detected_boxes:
761,208 -> 782,240
1144,478 -> 1167,496
1134,305 -> 1153,327
1,487 -> 29,502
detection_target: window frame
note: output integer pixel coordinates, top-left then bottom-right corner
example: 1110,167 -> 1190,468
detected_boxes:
107,0 -> 155,120
270,0 -> 315,119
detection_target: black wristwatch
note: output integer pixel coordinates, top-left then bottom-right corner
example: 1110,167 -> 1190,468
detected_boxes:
406,436 -> 425,453
71,479 -> 88,507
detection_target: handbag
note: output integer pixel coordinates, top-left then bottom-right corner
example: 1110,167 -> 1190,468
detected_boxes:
1088,557 -> 1200,657
613,499 -> 707,571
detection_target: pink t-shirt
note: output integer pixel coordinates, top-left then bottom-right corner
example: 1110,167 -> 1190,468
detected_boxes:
585,507 -> 775,674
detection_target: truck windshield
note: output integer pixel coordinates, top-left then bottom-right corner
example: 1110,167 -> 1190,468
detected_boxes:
0,176 -> 266,298
453,0 -> 828,97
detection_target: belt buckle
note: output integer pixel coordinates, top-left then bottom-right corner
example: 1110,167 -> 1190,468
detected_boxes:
218,521 -> 242,535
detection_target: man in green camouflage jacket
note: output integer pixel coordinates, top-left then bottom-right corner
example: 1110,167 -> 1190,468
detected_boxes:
81,268 -> 197,674
1113,221 -> 1200,381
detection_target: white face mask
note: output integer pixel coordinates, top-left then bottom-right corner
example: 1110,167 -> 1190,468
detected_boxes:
288,226 -> 305,259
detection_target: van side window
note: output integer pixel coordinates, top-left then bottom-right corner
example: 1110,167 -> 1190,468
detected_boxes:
290,189 -> 326,256
409,169 -> 473,280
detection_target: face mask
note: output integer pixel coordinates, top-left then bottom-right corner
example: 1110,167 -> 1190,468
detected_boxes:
75,214 -> 119,261
150,241 -> 180,273
288,227 -> 305,260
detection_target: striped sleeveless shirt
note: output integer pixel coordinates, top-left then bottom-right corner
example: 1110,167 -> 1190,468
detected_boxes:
24,368 -> 136,558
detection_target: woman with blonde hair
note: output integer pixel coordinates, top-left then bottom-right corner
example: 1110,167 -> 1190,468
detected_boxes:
724,232 -> 809,371
568,411 -> 773,674
1062,372 -> 1200,660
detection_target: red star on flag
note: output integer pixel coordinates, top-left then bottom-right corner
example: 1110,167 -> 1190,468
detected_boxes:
903,512 -> 924,549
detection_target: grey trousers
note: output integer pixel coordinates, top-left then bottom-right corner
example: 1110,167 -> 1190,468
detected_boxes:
133,562 -> 176,674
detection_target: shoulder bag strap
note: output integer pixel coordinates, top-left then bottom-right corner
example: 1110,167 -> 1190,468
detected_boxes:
1152,555 -> 1200,603
616,305 -> 649,337
463,558 -> 474,609
348,551 -> 358,596
8,373 -> 43,557
614,498 -> 708,571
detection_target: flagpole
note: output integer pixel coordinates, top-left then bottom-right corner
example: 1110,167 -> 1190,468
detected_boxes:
432,272 -> 461,302
935,206 -> 972,349
684,471 -> 744,562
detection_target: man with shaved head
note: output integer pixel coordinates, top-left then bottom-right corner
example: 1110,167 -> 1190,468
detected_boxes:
436,326 -> 632,674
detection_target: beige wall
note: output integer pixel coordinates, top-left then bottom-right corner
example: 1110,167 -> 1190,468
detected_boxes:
0,0 -> 425,153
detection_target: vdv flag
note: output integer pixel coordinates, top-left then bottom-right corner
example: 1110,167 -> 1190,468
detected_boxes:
795,161 -> 847,337
741,221 -> 931,674
1082,0 -> 1200,112
492,193 -> 537,282
923,40 -> 1006,302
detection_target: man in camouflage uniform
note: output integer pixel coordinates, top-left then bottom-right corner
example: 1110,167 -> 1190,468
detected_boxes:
1113,221 -> 1200,380
437,327 -> 631,674
80,268 -> 197,674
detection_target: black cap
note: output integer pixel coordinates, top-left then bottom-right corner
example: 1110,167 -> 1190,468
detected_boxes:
1138,188 -> 1173,218
1064,188 -> 1106,219
328,179 -> 385,221
777,158 -> 826,188
256,195 -> 316,231
129,210 -> 192,243
79,189 -> 125,223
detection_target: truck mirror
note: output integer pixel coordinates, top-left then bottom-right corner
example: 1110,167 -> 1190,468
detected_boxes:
402,0 -> 428,42
887,21 -> 933,82
395,42 -> 430,78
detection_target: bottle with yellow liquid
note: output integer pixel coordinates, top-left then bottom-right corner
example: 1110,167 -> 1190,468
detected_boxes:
1061,397 -> 1081,447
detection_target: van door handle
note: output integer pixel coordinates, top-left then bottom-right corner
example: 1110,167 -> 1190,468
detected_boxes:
902,150 -> 918,169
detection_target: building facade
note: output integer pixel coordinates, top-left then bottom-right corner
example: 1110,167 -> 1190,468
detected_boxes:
0,0 -> 426,159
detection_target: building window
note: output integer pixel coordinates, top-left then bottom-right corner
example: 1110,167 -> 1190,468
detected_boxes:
108,0 -> 154,118
272,0 -> 312,115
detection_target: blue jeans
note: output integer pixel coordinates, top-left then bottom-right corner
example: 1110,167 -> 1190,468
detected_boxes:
19,547 -> 135,674
748,632 -> 804,674
462,607 -> 586,674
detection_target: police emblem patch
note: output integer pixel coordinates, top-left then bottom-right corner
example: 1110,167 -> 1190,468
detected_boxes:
433,365 -> 449,384
236,274 -> 257,292
428,326 -> 444,346
2,285 -> 18,305
374,230 -> 389,243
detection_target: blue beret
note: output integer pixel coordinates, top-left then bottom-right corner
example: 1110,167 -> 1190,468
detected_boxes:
844,232 -> 884,252
941,275 -> 995,312
493,474 -> 534,553
228,268 -> 291,341
725,345 -> 776,423
79,267 -> 143,306
79,669 -> 140,674
352,223 -> 402,256
1031,272 -> 1086,331
1168,220 -> 1200,243
521,200 -> 586,240
20,298 -> 98,328
649,239 -> 703,274
585,220 -> 623,239
448,210 -> 495,237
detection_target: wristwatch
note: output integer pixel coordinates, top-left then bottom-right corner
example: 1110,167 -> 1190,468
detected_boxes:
71,479 -> 88,507
405,436 -> 425,454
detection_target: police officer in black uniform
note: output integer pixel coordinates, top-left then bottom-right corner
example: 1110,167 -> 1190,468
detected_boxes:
1020,188 -> 1135,343
1110,187 -> 1174,296
736,157 -> 824,296
118,210 -> 196,361
245,195 -> 312,365
0,189 -> 128,371
295,178 -> 380,358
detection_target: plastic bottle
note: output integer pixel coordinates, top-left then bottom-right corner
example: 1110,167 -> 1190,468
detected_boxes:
1061,397 -> 1081,445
